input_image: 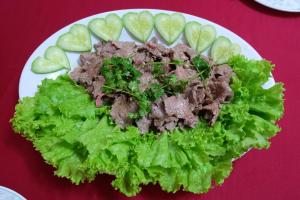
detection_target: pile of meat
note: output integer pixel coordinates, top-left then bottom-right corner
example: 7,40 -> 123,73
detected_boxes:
71,38 -> 234,133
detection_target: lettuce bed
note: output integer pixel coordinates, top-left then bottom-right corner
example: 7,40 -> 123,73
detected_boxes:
11,56 -> 284,196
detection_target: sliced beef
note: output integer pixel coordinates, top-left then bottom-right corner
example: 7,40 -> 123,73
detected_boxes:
71,53 -> 102,86
164,95 -> 190,118
133,38 -> 171,73
92,76 -> 106,107
142,38 -> 170,59
70,38 -> 235,133
138,72 -> 157,91
95,41 -> 136,58
184,80 -> 205,111
149,96 -> 179,132
171,44 -> 197,61
163,95 -> 198,128
154,116 -> 178,132
110,95 -> 138,128
94,41 -> 117,58
174,66 -> 197,81
136,116 -> 152,133
80,53 -> 102,68
201,102 -> 220,125
150,97 -> 166,119
206,80 -> 233,103
111,41 -> 136,57
211,64 -> 233,83
132,51 -> 147,65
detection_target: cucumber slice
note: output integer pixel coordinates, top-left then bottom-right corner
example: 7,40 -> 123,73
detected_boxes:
231,43 -> 241,55
123,11 -> 154,42
31,57 -> 64,74
88,13 -> 123,41
57,24 -> 91,52
196,25 -> 216,52
155,13 -> 186,45
45,46 -> 70,69
211,36 -> 241,64
185,21 -> 201,50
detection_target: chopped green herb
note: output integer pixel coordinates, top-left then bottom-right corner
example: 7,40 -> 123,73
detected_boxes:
162,74 -> 188,95
192,55 -> 210,79
145,83 -> 165,101
170,59 -> 184,65
152,62 -> 164,78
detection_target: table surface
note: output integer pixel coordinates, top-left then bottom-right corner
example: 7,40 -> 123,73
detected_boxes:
0,0 -> 299,200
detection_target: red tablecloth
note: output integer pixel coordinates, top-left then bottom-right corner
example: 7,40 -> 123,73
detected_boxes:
1,0 -> 299,199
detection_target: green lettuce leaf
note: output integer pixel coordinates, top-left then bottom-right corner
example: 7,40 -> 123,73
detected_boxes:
11,55 -> 284,196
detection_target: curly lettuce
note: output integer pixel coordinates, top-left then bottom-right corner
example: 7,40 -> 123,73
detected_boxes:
11,55 -> 284,196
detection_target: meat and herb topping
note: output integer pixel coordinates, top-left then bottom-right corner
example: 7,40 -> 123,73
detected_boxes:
71,38 -> 234,133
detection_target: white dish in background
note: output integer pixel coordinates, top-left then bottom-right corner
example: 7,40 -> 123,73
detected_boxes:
255,0 -> 300,12
0,186 -> 26,200
18,9 -> 275,98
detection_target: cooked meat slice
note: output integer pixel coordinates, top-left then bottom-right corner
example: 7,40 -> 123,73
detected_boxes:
80,53 -> 102,68
201,102 -> 220,125
171,44 -> 197,61
150,96 -> 167,118
211,64 -> 233,83
92,75 -> 106,107
174,66 -> 197,81
148,42 -> 170,58
171,44 -> 189,61
110,95 -> 138,128
132,52 -> 147,65
95,41 -> 117,58
164,117 -> 178,131
154,116 -> 178,132
112,41 -> 136,57
184,80 -> 205,111
163,95 -> 198,127
138,72 -> 157,91
70,67 -> 83,83
206,80 -> 233,103
183,113 -> 198,127
95,41 -> 136,58
136,116 -> 152,133
70,67 -> 93,85
164,95 -> 190,118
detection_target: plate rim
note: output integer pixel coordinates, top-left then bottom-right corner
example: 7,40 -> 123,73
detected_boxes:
19,8 -> 267,98
255,0 -> 300,12
0,186 -> 26,200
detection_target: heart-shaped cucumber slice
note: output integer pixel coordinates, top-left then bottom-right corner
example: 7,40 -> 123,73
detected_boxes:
155,13 -> 186,45
210,36 -> 241,64
185,21 -> 216,52
184,21 -> 201,50
45,46 -> 70,69
123,11 -> 154,42
88,13 -> 123,41
31,46 -> 70,74
57,24 -> 91,52
196,25 -> 216,52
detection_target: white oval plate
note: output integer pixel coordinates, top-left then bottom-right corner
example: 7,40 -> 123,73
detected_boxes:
19,9 -> 275,98
255,0 -> 300,12
0,186 -> 26,200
